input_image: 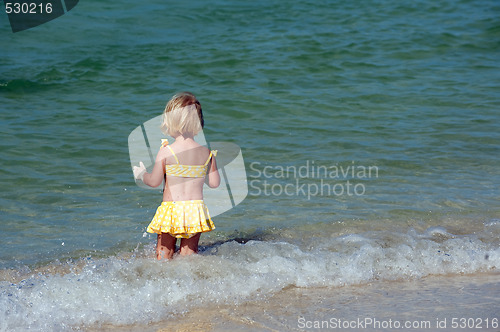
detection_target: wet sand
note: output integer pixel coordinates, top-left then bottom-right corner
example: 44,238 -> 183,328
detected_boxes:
97,272 -> 499,332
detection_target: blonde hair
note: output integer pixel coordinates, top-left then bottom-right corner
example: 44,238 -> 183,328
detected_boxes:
161,92 -> 204,137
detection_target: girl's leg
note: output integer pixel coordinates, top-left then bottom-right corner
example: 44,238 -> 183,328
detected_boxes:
179,233 -> 201,256
157,233 -> 176,260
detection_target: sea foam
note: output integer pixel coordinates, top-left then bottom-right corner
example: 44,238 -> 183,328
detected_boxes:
0,224 -> 498,331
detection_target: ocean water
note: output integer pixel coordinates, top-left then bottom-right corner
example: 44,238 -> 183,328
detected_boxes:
1,0 -> 499,330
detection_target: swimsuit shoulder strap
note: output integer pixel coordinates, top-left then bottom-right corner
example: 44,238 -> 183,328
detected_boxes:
160,139 -> 179,164
167,146 -> 179,164
203,150 -> 218,166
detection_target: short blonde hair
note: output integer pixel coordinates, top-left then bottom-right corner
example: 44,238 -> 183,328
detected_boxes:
161,92 -> 204,137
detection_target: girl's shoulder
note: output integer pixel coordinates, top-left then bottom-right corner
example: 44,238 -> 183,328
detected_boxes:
161,139 -> 210,164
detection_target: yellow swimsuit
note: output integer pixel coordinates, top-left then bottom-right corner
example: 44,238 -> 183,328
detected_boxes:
146,140 -> 217,239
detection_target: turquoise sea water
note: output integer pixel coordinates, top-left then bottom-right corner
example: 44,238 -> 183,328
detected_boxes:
1,0 -> 499,329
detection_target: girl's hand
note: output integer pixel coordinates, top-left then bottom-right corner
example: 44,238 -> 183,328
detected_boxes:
133,161 -> 147,181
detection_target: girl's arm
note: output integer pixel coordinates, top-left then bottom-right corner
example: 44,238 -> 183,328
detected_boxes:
133,148 -> 165,188
206,155 -> 220,188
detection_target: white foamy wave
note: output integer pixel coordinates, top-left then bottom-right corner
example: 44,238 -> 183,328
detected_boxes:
0,225 -> 498,331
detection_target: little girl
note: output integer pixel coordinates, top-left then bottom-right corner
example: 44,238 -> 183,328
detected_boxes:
133,92 -> 220,259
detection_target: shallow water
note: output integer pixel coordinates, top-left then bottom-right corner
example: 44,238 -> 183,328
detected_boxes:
136,272 -> 500,332
1,0 -> 499,330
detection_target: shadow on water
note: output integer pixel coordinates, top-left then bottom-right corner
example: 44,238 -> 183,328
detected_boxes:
198,228 -> 277,253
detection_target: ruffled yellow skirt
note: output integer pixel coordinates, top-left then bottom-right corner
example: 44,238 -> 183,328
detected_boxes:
146,200 -> 215,239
